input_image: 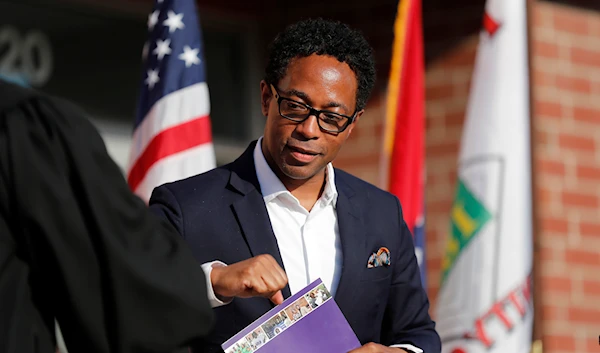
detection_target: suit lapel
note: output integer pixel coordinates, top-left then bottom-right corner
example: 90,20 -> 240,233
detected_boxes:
226,142 -> 292,300
333,175 -> 366,315
230,193 -> 292,300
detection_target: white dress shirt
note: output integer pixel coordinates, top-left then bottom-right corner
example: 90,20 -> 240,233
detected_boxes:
252,137 -> 343,297
201,137 -> 422,353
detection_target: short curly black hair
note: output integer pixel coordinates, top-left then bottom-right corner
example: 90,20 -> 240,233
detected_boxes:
265,18 -> 376,112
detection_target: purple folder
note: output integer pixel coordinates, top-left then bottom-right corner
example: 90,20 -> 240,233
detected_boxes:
222,279 -> 361,353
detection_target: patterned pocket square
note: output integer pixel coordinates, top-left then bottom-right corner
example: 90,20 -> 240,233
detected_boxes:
367,247 -> 391,268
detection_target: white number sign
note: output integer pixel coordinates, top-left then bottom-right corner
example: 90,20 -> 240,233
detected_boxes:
0,26 -> 53,86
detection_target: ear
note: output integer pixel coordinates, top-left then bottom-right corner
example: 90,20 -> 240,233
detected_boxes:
344,109 -> 364,138
260,80 -> 272,117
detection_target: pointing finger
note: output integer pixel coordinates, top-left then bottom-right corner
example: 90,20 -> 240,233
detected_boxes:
269,290 -> 284,305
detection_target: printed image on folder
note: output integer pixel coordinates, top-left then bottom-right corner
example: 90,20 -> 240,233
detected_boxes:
221,279 -> 361,353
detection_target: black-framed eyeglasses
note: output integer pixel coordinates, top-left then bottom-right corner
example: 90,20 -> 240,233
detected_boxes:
270,84 -> 357,133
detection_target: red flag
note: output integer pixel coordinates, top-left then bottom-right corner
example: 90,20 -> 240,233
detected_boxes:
381,0 -> 426,282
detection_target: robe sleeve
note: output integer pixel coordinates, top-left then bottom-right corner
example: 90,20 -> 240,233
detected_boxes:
0,81 -> 214,353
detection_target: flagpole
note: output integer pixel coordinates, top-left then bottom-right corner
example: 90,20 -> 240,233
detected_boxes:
525,0 -> 542,351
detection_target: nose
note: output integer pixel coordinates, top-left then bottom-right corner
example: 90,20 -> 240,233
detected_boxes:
294,114 -> 320,139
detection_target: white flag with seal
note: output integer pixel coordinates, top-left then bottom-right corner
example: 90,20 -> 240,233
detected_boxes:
435,0 -> 534,352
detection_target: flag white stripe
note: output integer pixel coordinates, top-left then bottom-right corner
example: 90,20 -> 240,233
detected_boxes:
133,143 -> 216,203
127,82 -> 210,172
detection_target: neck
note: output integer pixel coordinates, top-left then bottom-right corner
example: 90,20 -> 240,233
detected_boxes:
282,169 -> 327,212
261,143 -> 326,212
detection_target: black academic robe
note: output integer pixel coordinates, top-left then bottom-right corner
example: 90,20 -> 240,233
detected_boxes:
0,81 -> 214,353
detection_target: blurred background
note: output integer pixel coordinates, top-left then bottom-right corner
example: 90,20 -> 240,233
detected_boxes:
1,0 -> 598,352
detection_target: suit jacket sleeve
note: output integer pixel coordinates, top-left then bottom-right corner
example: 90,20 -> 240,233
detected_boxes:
148,184 -> 186,238
381,197 -> 441,353
0,82 -> 213,353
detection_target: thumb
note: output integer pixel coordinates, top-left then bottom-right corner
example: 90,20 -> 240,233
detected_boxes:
269,290 -> 284,305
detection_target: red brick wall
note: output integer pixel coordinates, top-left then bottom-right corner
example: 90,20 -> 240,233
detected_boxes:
532,2 -> 600,352
335,2 -> 600,352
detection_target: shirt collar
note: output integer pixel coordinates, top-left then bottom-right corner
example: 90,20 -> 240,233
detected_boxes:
253,137 -> 338,208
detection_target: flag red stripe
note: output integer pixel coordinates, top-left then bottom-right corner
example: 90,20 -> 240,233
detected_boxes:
388,0 -> 424,232
127,115 -> 212,191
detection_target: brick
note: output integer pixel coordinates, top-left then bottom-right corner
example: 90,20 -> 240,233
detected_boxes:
577,165 -> 600,181
425,228 -> 441,243
537,159 -> 566,176
535,129 -> 549,145
542,305 -> 563,321
541,275 -> 572,292
426,257 -> 442,274
428,199 -> 452,214
565,249 -> 600,266
442,45 -> 477,67
537,199 -> 556,216
533,69 -> 555,87
354,169 -> 379,187
426,141 -> 460,158
571,47 -> 600,67
426,172 -> 441,186
568,307 -> 600,324
452,82 -> 471,97
443,111 -> 465,129
532,6 -> 550,27
425,115 -> 435,131
556,75 -> 592,94
562,191 -> 599,208
573,107 -> 600,125
425,68 -> 450,86
447,170 -> 458,187
537,187 -> 555,204
428,285 -> 439,303
374,122 -> 385,139
333,153 -> 379,170
583,280 -> 600,296
540,217 -> 569,233
579,222 -> 600,237
544,334 -> 576,351
553,8 -> 591,36
535,100 -> 564,119
426,83 -> 454,100
558,134 -> 595,153
533,40 -> 560,59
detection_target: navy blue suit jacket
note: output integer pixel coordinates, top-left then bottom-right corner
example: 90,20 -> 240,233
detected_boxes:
149,141 -> 441,353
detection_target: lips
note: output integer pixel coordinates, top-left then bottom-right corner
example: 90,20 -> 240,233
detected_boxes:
287,145 -> 319,156
286,144 -> 320,163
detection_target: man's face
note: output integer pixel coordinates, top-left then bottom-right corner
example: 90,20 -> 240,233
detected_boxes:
260,54 -> 363,182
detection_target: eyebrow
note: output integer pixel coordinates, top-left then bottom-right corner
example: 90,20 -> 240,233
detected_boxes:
282,88 -> 351,113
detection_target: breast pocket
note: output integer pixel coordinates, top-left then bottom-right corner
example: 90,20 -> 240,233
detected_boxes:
359,265 -> 392,282
360,243 -> 393,282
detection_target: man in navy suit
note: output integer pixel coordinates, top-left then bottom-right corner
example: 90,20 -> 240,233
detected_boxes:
150,18 -> 441,353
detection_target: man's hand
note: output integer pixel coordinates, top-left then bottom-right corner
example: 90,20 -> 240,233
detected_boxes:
210,254 -> 288,305
348,343 -> 408,353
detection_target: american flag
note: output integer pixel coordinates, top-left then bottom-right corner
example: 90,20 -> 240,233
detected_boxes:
127,0 -> 215,203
